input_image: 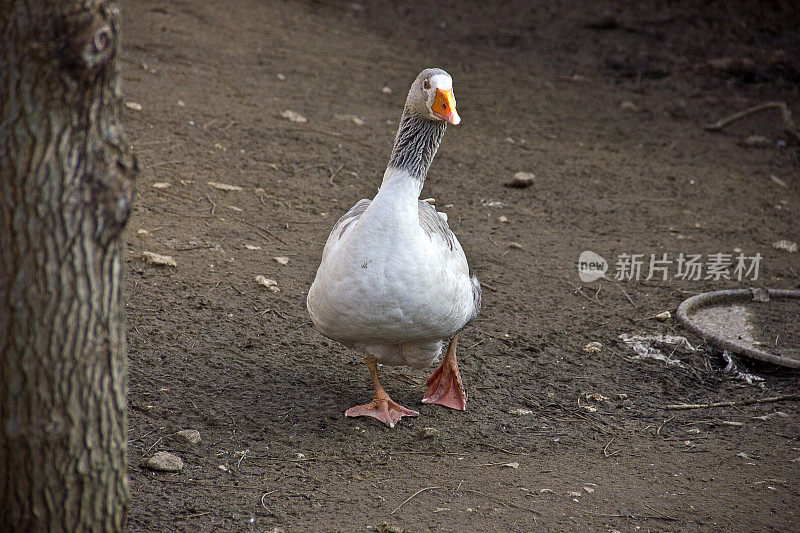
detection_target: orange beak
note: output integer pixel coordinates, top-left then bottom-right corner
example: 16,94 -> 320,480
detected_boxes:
431,88 -> 461,125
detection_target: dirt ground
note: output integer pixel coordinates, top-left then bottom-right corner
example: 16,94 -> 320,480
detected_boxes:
120,1 -> 800,531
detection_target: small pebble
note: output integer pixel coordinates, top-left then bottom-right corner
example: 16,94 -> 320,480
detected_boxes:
141,451 -> 183,472
773,240 -> 798,253
585,393 -> 609,403
208,181 -> 243,191
419,427 -> 439,439
505,172 -> 535,189
620,100 -> 639,111
584,341 -> 603,353
124,101 -> 143,111
510,408 -> 533,416
175,429 -> 201,445
334,114 -> 365,126
742,134 -> 771,147
274,256 -> 290,265
152,182 -> 171,189
280,109 -> 307,123
652,311 -> 671,321
141,251 -> 177,267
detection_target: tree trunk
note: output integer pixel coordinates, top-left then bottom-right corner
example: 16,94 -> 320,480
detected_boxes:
0,1 -> 137,530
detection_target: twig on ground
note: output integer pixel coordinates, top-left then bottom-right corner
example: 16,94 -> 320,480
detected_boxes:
389,451 -> 466,456
461,489 -> 539,514
576,507 -> 680,521
151,160 -> 183,167
139,471 -> 264,491
390,486 -> 439,515
480,281 -> 498,292
289,125 -> 380,149
704,101 -> 800,144
643,503 -> 679,521
613,281 -> 637,307
236,449 -> 248,469
567,281 -> 602,306
480,442 -> 532,456
603,439 -> 620,458
657,415 -> 676,438
261,490 -> 277,511
258,308 -> 290,320
328,163 -> 345,184
231,216 -> 288,245
666,394 -> 800,410
144,436 -> 163,456
206,195 -> 216,215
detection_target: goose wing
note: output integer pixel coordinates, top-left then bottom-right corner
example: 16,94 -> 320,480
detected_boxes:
418,200 -> 456,251
320,198 -> 370,260
418,200 -> 482,324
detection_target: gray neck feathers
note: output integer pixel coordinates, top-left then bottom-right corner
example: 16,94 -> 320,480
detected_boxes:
387,108 -> 447,182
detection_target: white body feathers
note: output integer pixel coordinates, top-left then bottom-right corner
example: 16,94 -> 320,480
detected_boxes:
307,167 -> 479,368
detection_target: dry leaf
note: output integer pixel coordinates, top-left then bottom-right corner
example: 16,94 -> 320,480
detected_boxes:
255,275 -> 280,292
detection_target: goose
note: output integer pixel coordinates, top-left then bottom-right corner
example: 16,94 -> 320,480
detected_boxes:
307,68 -> 481,428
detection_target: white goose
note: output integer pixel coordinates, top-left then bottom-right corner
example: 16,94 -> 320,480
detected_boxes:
307,68 -> 481,428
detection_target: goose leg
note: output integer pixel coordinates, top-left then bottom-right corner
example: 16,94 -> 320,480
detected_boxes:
422,334 -> 467,410
345,355 -> 419,428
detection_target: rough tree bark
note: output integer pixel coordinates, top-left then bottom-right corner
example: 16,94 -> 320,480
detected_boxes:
1,1 -> 137,530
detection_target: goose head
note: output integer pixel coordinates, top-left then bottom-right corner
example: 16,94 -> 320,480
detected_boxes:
405,68 -> 461,125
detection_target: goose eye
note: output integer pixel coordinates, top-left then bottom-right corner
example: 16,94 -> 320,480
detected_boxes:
422,80 -> 430,90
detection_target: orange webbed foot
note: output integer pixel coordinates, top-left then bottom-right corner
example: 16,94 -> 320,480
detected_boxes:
345,398 -> 419,428
422,335 -> 467,410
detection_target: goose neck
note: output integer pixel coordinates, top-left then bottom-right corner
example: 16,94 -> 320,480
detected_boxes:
386,108 -> 447,184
